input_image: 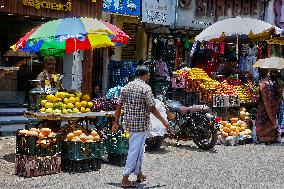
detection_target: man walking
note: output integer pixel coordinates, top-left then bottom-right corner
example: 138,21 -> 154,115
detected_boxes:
112,65 -> 171,188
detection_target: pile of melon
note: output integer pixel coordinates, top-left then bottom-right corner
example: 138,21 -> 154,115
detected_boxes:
219,118 -> 252,139
65,130 -> 100,142
18,128 -> 57,146
18,128 -> 56,138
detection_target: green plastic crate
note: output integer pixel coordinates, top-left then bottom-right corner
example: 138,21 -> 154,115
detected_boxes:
16,134 -> 61,156
94,140 -> 105,159
107,133 -> 129,155
62,141 -> 104,160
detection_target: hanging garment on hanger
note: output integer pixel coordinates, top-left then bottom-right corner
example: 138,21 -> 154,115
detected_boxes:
220,42 -> 225,55
239,55 -> 247,72
155,59 -> 169,78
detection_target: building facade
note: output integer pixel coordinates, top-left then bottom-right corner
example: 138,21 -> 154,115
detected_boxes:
0,0 -> 103,105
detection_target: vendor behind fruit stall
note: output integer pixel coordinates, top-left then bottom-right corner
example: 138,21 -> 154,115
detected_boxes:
37,56 -> 62,131
37,56 -> 61,89
218,57 -> 239,78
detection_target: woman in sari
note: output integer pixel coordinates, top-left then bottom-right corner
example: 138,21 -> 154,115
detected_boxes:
255,70 -> 283,143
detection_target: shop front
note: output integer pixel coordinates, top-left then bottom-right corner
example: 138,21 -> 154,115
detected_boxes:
0,0 -> 103,106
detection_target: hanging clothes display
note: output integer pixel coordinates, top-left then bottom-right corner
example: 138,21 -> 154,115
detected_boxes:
175,38 -> 183,69
247,44 -> 259,84
182,35 -> 190,64
155,59 -> 169,79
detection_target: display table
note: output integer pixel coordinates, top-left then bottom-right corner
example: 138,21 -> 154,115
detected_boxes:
24,111 -> 115,121
24,111 -> 116,132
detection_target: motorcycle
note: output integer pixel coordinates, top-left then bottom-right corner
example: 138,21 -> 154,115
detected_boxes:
165,100 -> 220,150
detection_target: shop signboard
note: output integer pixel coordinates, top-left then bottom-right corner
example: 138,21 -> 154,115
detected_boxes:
228,95 -> 240,107
142,0 -> 176,26
22,0 -> 72,12
213,95 -> 240,107
213,95 -> 228,108
103,0 -> 141,16
0,0 -> 102,19
195,0 -> 258,17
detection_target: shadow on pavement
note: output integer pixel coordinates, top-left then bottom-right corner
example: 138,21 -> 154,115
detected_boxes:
162,141 -> 217,153
146,147 -> 170,154
106,182 -> 166,188
266,141 -> 284,146
3,153 -> 15,163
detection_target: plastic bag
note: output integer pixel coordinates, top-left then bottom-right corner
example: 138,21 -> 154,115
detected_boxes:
148,99 -> 167,137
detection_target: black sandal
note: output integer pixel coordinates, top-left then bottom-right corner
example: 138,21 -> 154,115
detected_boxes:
121,181 -> 136,188
136,174 -> 147,183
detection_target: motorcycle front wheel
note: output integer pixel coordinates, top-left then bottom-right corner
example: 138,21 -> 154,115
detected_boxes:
191,114 -> 217,150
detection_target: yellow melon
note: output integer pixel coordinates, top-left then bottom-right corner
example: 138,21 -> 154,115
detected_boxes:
41,128 -> 52,137
73,130 -> 83,136
30,128 -> 40,134
19,129 -> 28,135
66,133 -> 75,141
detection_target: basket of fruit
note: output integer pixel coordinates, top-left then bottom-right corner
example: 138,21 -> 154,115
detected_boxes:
62,130 -> 103,160
16,128 -> 60,156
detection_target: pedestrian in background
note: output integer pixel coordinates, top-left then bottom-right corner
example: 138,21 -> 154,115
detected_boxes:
256,69 -> 283,144
112,65 -> 171,188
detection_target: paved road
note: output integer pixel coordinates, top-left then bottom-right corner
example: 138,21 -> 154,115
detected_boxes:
0,136 -> 284,189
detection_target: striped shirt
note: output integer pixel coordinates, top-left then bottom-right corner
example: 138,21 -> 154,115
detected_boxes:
120,79 -> 155,132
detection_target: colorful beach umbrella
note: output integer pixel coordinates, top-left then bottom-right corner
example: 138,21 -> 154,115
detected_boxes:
12,17 -> 129,56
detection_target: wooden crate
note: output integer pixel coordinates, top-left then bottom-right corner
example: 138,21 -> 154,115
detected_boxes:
15,154 -> 61,177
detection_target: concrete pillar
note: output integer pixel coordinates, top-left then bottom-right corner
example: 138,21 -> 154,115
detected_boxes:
102,48 -> 109,95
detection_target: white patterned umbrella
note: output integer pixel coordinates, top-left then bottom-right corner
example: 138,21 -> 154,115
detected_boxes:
253,57 -> 284,69
195,17 -> 283,42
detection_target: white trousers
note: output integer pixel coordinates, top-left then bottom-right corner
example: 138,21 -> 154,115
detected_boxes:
123,132 -> 147,176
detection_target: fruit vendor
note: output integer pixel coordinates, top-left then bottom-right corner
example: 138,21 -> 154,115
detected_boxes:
112,65 -> 171,188
37,56 -> 61,88
218,57 -> 239,77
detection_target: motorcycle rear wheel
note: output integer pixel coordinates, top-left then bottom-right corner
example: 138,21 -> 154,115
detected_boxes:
191,114 -> 217,150
145,136 -> 164,151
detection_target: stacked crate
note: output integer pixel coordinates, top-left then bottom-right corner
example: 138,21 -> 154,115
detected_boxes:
15,131 -> 61,177
61,140 -> 105,173
108,60 -> 137,88
107,130 -> 129,166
